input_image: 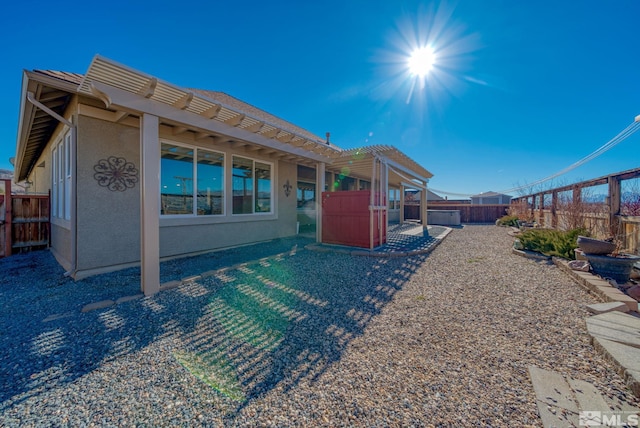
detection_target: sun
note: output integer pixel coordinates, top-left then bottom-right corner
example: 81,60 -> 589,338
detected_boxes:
408,46 -> 436,77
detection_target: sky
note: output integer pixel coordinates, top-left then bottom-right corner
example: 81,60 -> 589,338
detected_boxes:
1,0 -> 638,197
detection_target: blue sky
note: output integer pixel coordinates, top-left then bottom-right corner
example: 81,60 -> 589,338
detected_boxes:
1,0 -> 638,197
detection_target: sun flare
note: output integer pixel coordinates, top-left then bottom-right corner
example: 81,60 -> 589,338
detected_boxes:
408,46 -> 436,77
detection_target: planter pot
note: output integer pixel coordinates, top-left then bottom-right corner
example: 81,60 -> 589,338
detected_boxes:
576,236 -> 616,255
584,253 -> 640,283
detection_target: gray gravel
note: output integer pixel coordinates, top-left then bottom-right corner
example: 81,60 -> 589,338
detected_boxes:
1,225 -> 638,427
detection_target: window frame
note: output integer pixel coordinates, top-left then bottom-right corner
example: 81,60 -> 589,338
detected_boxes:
231,155 -> 274,216
160,141 -> 226,218
51,130 -> 72,228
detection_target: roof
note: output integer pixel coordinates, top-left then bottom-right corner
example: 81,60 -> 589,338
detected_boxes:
14,70 -> 82,181
15,55 -> 433,187
405,189 -> 445,201
189,89 -> 329,147
471,191 -> 512,198
331,145 -> 433,186
33,70 -> 84,85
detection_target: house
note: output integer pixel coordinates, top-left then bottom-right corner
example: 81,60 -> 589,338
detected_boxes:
405,189 -> 445,203
13,55 -> 433,295
470,191 -> 512,205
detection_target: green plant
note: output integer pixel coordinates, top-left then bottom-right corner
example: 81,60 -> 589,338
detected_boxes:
497,215 -> 520,227
517,228 -> 588,260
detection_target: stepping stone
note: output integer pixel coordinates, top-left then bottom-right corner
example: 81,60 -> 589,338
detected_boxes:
586,311 -> 640,349
115,294 -> 144,304
528,366 -> 579,427
568,378 -> 610,415
81,299 -> 115,313
529,366 -> 640,427
160,280 -> 181,291
592,337 -> 640,398
586,301 -> 630,315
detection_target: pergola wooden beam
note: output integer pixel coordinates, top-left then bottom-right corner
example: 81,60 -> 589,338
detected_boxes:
173,92 -> 193,110
224,113 -> 245,127
138,78 -> 158,98
201,104 -> 221,119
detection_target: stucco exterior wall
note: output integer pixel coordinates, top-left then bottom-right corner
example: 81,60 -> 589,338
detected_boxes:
25,115 -> 73,269
76,115 -> 141,273
73,114 -> 299,277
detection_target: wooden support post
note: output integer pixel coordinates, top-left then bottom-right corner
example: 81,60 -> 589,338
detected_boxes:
316,162 -> 325,243
399,184 -> 405,225
608,175 -> 621,237
140,113 -> 160,296
420,181 -> 428,226
370,157 -> 376,250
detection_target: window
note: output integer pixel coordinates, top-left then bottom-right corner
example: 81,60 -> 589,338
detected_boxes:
161,142 -> 224,216
197,150 -> 224,215
232,155 -> 272,214
51,131 -> 72,221
297,181 -> 315,210
389,188 -> 400,210
64,133 -> 72,219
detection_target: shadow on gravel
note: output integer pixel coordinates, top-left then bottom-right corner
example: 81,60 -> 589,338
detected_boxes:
0,236 -> 432,419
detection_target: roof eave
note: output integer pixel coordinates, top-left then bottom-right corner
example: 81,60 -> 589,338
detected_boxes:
15,71 -> 79,181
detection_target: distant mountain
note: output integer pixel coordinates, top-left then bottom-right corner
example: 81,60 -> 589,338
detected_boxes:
0,169 -> 13,179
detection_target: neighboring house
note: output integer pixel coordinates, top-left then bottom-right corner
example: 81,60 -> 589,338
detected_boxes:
471,191 -> 512,205
13,55 -> 433,295
405,189 -> 444,203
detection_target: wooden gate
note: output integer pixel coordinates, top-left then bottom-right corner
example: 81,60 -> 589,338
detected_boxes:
0,179 -> 50,257
322,190 -> 386,249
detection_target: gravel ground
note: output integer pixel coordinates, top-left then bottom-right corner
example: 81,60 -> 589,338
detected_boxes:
1,225 -> 638,427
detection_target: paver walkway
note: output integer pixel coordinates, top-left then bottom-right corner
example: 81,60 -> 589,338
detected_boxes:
529,366 -> 639,427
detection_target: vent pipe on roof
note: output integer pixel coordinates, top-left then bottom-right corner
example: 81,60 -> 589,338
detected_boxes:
325,132 -> 330,145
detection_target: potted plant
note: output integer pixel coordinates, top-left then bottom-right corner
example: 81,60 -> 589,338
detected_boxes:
578,236 -> 640,283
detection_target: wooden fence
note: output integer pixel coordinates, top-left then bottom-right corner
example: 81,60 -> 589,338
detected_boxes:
405,203 -> 510,224
510,167 -> 640,255
0,179 -> 50,257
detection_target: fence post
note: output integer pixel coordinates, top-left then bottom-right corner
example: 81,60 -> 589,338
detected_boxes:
537,192 -> 545,226
551,191 -> 558,228
4,180 -> 11,256
608,175 -> 621,237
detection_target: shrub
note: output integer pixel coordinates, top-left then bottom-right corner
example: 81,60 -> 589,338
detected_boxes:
517,228 -> 588,260
497,215 -> 520,227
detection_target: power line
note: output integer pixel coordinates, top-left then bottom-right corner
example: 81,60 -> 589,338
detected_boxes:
430,118 -> 640,198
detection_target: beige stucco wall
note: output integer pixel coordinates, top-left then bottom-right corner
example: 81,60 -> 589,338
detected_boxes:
50,224 -> 73,271
76,115 -> 141,273
25,113 -> 73,269
73,114 -> 299,278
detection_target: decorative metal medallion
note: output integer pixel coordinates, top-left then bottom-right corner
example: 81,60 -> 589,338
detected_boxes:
93,156 -> 139,192
283,179 -> 292,197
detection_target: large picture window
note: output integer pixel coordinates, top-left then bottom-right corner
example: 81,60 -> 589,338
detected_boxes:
161,142 -> 224,216
232,155 -> 272,214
